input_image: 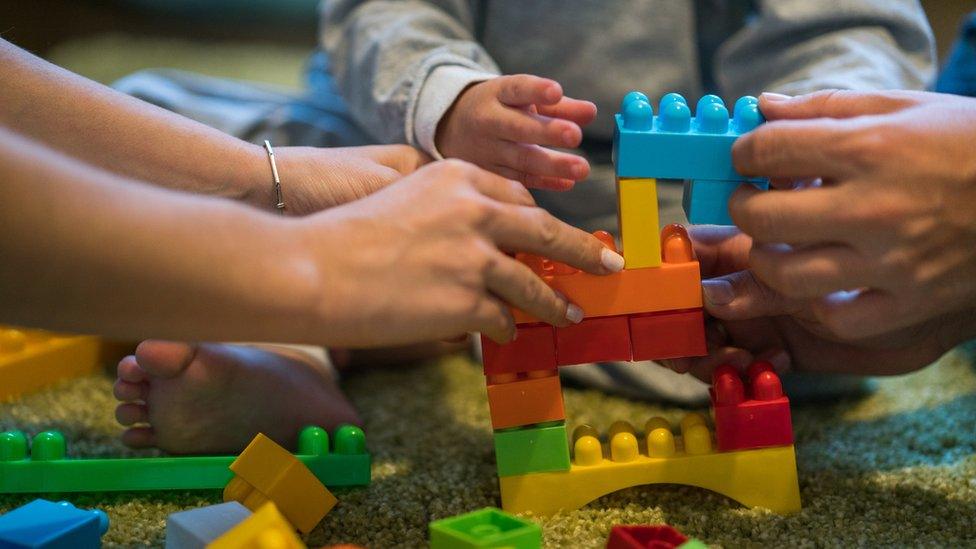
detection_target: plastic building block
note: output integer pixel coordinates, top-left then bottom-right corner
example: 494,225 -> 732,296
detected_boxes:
682,179 -> 770,226
493,421 -> 570,477
429,507 -> 541,549
0,426 -> 369,493
617,178 -> 661,269
0,499 -> 108,548
481,324 -> 555,376
629,309 -> 706,361
606,525 -> 706,549
0,326 -> 103,401
485,371 -> 565,430
224,431 -> 339,535
165,502 -> 252,549
711,362 -> 793,452
206,502 -> 304,549
555,315 -> 632,366
499,415 -> 801,516
613,92 -> 765,180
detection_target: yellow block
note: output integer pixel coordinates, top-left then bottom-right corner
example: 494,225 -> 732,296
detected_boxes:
224,433 -> 337,535
617,178 -> 661,269
207,502 -> 305,549
500,415 -> 801,516
0,326 -> 102,401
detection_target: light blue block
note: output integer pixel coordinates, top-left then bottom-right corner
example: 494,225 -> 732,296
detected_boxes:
165,502 -> 251,549
613,92 -> 765,180
683,179 -> 770,225
0,499 -> 108,549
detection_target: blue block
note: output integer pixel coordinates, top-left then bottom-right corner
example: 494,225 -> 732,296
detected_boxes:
0,499 -> 109,549
683,179 -> 770,225
613,91 -> 765,180
165,502 -> 251,549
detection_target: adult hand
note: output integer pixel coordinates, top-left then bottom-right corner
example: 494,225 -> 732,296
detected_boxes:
436,75 -> 596,190
299,160 -> 624,347
664,227 -> 976,381
729,90 -> 976,339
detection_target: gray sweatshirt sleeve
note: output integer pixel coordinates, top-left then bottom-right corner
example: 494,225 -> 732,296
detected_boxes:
715,0 -> 936,97
320,0 -> 499,153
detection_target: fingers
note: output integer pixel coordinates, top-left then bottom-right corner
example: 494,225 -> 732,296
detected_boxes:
496,74 -> 563,107
688,225 -> 752,277
471,295 -> 517,344
749,243 -> 876,299
483,251 -> 578,327
536,97 -> 598,126
486,205 -> 624,275
759,90 -> 924,121
732,118 -> 860,180
491,165 -> 576,191
728,184 -> 851,245
495,142 -> 589,182
456,162 -> 537,206
810,288 -> 902,340
702,269 -> 805,321
492,107 -> 583,149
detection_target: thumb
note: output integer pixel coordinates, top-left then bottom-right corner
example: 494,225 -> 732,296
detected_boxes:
702,269 -> 804,321
759,89 -> 922,121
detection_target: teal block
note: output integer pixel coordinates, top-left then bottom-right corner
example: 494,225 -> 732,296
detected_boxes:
493,422 -> 570,477
683,179 -> 769,225
430,508 -> 541,549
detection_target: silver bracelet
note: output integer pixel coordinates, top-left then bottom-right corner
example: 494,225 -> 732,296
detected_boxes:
263,140 -> 285,214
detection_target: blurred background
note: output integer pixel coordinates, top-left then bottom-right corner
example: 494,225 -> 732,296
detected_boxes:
2,0 -> 975,90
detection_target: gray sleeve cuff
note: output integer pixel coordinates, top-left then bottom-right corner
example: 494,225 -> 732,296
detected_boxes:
413,65 -> 498,159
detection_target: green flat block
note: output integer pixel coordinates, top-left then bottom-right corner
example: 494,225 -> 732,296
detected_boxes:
0,425 -> 370,493
493,422 -> 570,477
679,539 -> 708,549
430,507 -> 541,549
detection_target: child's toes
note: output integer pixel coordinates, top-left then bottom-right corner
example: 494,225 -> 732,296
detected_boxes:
115,402 -> 149,426
134,340 -> 197,379
121,426 -> 156,449
113,379 -> 147,402
117,355 -> 148,383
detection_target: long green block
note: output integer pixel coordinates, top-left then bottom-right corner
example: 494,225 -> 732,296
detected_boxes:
0,425 -> 370,493
430,507 -> 541,549
493,421 -> 570,477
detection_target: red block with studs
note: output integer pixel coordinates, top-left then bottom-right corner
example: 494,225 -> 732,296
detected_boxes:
710,361 -> 793,451
555,315 -> 632,366
629,309 -> 706,361
481,323 -> 556,376
606,525 -> 689,549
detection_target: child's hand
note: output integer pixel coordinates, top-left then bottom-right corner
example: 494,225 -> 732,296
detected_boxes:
436,75 -> 597,190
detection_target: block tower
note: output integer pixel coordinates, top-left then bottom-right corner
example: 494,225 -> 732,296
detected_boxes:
479,91 -> 798,516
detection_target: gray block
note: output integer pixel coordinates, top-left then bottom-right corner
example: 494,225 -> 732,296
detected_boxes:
165,501 -> 251,549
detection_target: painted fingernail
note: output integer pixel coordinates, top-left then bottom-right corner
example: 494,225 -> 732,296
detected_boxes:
566,303 -> 584,324
760,92 -> 792,102
765,348 -> 791,373
702,279 -> 735,306
601,248 -> 625,272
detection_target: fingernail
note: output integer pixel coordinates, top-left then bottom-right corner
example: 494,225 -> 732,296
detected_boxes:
702,279 -> 735,306
765,348 -> 791,373
572,163 -> 586,180
601,248 -> 625,272
760,92 -> 791,102
566,303 -> 584,324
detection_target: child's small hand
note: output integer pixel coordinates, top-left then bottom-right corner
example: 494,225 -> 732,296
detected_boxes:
436,74 -> 597,190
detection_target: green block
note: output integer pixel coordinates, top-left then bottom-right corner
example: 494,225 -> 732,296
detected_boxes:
679,540 -> 709,549
493,422 -> 570,477
0,426 -> 370,493
430,507 -> 541,549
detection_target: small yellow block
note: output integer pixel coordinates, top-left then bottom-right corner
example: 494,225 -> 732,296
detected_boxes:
617,178 -> 661,269
0,326 -> 102,401
224,433 -> 337,535
207,502 -> 305,549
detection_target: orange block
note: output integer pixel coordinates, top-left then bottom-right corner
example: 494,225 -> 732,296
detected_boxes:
486,372 -> 565,430
512,226 -> 701,324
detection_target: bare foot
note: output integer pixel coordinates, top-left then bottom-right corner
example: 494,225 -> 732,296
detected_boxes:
113,341 -> 362,454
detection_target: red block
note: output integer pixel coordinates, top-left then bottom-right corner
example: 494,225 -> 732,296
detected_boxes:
606,525 -> 689,549
710,361 -> 793,452
629,309 -> 706,361
481,323 -> 556,376
555,315 -> 632,366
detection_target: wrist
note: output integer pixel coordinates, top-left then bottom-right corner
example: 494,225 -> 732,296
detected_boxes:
231,141 -> 278,211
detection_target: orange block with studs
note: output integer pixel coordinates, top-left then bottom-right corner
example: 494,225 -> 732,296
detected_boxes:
512,226 -> 701,324
486,371 -> 565,429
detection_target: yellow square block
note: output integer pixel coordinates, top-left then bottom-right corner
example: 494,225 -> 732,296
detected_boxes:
207,502 -> 305,549
617,178 -> 661,269
223,433 -> 337,534
0,326 -> 102,401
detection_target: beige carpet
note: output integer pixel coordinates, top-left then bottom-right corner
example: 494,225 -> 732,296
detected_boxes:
1,344 -> 975,547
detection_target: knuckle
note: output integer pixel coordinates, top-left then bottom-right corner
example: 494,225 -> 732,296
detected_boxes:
532,209 -> 560,246
516,146 -> 532,174
836,126 -> 885,170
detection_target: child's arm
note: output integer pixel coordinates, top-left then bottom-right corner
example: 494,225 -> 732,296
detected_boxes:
320,1 -> 595,190
0,40 -> 428,214
715,0 -> 934,96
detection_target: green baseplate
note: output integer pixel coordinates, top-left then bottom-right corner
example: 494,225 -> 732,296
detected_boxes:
0,425 -> 370,493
